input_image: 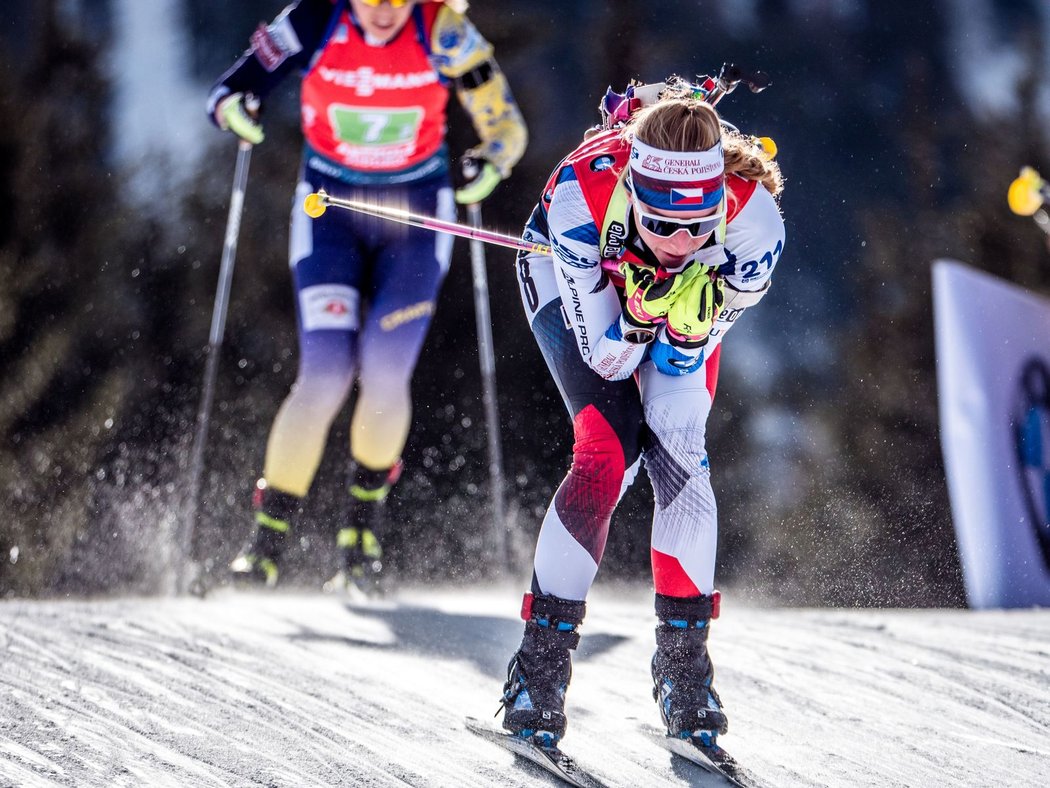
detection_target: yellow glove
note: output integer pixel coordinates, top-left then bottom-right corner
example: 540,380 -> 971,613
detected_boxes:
454,155 -> 502,205
665,271 -> 725,348
216,92 -> 264,145
621,260 -> 700,330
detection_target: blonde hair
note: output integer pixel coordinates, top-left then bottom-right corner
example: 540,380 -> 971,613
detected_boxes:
621,83 -> 784,199
724,131 -> 783,197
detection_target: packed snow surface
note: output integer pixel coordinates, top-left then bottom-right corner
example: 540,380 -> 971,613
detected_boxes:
1,584 -> 1048,787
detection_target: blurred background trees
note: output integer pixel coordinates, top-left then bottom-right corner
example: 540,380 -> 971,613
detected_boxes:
2,0 -> 1049,604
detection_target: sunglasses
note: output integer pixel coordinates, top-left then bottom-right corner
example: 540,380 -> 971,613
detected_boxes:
634,202 -> 725,239
358,0 -> 411,7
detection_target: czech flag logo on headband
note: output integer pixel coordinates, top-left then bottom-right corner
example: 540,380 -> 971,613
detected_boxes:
629,137 -> 725,212
670,187 -> 708,206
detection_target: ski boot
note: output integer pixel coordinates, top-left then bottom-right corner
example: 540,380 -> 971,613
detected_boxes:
326,461 -> 401,596
651,591 -> 728,745
229,480 -> 301,588
501,591 -> 586,748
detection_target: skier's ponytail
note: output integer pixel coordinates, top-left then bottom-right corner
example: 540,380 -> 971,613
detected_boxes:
723,132 -> 783,198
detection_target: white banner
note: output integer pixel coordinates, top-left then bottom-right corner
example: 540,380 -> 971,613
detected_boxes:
933,260 -> 1050,608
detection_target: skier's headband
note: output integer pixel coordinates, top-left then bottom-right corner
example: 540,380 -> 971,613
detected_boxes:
627,137 -> 725,212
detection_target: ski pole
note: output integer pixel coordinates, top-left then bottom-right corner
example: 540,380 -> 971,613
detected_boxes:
1034,210 -> 1050,239
465,203 -> 510,576
303,189 -> 552,256
179,139 -> 253,595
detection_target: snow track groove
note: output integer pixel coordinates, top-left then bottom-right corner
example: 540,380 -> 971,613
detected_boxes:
1,586 -> 1048,787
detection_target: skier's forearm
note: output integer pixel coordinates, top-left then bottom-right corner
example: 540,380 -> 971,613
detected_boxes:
207,0 -> 332,121
553,260 -> 646,381
432,5 -> 527,177
456,69 -> 528,178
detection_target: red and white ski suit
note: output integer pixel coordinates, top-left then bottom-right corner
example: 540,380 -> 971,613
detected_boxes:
517,130 -> 785,599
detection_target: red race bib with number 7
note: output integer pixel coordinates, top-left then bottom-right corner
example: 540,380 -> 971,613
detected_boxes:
300,6 -> 448,172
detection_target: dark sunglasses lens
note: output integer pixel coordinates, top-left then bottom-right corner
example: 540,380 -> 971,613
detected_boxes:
640,215 -> 671,236
640,215 -> 698,237
641,213 -> 720,238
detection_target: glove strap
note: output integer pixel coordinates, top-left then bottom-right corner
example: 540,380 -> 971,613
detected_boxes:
665,323 -> 710,349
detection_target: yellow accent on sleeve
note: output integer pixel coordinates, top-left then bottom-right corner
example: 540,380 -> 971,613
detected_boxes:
431,6 -> 493,77
432,6 -> 527,178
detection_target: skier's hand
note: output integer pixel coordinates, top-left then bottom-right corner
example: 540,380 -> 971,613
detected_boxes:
454,154 -> 502,205
665,270 -> 724,348
621,260 -> 698,329
216,92 -> 264,145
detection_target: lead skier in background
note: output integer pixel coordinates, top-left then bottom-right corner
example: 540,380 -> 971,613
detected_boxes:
500,79 -> 784,748
206,0 -> 526,590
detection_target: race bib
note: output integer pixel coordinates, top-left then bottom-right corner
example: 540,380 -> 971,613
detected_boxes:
328,105 -> 424,146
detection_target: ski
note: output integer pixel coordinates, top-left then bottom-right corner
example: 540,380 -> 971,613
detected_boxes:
465,717 -> 610,788
645,726 -> 761,787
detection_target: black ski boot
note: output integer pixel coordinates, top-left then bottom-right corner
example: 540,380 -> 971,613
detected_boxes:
328,462 -> 401,595
651,591 -> 728,745
501,592 -> 586,748
229,480 -> 301,588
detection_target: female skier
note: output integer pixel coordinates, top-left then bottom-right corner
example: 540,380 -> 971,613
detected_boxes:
501,79 -> 784,748
207,0 -> 526,589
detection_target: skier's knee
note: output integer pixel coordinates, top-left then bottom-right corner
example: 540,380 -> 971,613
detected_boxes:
569,404 -> 630,487
647,427 -> 709,474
